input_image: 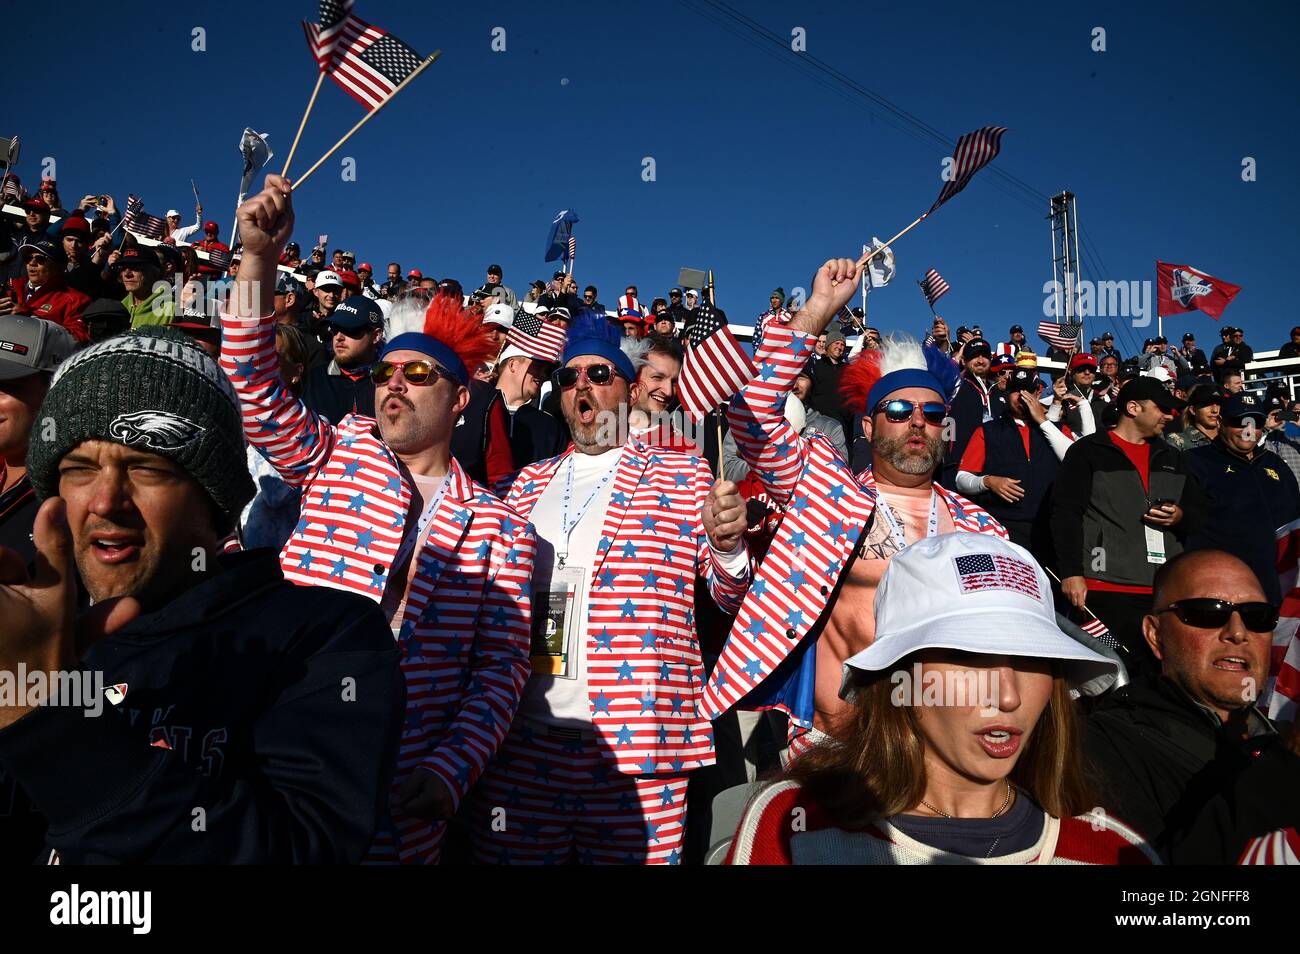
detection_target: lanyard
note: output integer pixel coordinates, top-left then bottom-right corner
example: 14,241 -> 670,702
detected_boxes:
875,489 -> 940,552
558,449 -> 624,567
389,475 -> 450,576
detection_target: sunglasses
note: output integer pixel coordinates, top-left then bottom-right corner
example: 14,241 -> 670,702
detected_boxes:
556,363 -> 620,388
321,323 -> 371,340
371,360 -> 454,386
1155,599 -> 1277,633
874,398 -> 947,425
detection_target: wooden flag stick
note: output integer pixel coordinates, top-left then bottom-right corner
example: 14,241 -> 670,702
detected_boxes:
282,72 -> 326,177
292,51 -> 442,191
854,212 -> 928,270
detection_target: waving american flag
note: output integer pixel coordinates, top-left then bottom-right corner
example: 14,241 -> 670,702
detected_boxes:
919,268 -> 950,308
677,300 -> 754,422
302,0 -> 354,71
931,126 -> 1008,214
322,13 -> 427,111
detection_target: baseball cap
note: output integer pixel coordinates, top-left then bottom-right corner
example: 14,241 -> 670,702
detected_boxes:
315,269 -> 344,290
358,262 -> 373,273
1006,367 -> 1041,392
548,306 -> 573,323
1187,383 -> 1227,408
21,197 -> 49,214
1142,365 -> 1174,385
487,263 -> 503,275
1069,353 -> 1098,371
19,238 -> 66,264
1008,324 -> 1024,334
276,274 -> 304,296
203,220 -> 219,233
840,533 -> 1121,701
1183,332 -> 1197,342
327,296 -> 383,330
669,287 -> 682,295
963,336 -> 992,358
82,298 -> 131,333
0,314 -> 78,381
1101,332 -> 1114,340
407,269 -> 423,281
1223,391 -> 1267,424
165,209 -> 181,218
114,247 -> 157,272
482,303 -> 515,329
1118,376 -> 1185,413
337,269 -> 361,290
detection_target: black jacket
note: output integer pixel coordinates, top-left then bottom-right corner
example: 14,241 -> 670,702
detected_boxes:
505,400 -> 564,469
942,373 -> 1008,487
1183,439 -> 1300,605
1085,675 -> 1300,864
301,358 -> 376,425
1051,431 -> 1205,584
0,550 -> 404,864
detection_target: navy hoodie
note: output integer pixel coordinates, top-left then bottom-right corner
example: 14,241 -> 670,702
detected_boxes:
0,550 -> 404,864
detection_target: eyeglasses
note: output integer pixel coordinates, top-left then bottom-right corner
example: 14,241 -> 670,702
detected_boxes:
874,398 -> 947,425
556,363 -> 619,388
371,360 -> 454,386
321,322 -> 371,340
26,254 -> 52,265
1154,599 -> 1277,633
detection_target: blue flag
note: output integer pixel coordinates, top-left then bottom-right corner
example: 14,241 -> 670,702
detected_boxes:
543,209 -> 579,263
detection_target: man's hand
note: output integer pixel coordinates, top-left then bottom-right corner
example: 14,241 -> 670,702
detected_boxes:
79,194 -> 97,211
102,195 -> 116,212
0,295 -> 15,316
236,174 -> 295,260
1060,575 -> 1089,610
703,479 -> 746,553
1022,392 -> 1048,424
397,767 -> 455,821
984,476 -> 1025,503
0,499 -> 138,730
1143,503 -> 1182,528
791,258 -> 860,336
196,203 -> 203,217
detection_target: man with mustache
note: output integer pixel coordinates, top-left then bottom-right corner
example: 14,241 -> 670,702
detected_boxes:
701,258 -> 1004,753
471,312 -> 752,864
221,175 -> 537,864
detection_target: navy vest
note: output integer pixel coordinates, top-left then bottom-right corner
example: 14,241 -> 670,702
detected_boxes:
980,416 -> 1062,525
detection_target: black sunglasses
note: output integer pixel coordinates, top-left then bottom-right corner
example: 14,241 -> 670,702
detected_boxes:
320,323 -> 371,340
1154,599 -> 1277,633
371,360 -> 453,386
874,398 -> 946,425
556,363 -> 619,388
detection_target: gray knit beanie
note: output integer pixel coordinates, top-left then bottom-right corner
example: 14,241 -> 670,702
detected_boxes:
27,325 -> 253,533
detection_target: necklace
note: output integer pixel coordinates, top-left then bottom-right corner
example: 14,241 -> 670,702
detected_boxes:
919,779 -> 1013,819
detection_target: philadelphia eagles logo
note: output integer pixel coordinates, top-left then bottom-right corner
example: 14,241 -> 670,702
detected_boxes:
108,411 -> 201,452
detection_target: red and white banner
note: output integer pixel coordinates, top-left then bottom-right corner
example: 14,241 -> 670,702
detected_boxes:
1156,261 -> 1242,321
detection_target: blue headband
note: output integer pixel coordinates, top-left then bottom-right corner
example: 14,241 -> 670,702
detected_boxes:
561,338 -> 636,383
382,333 -> 469,386
865,369 -> 945,414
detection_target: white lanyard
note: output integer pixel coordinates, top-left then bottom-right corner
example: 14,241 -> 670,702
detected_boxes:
875,489 -> 940,552
389,475 -> 450,575
558,449 -> 624,567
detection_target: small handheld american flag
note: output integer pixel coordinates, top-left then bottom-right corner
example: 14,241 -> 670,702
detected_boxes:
506,311 -> 566,364
124,195 -> 166,240
677,301 -> 755,422
931,126 -> 1008,214
206,246 -> 233,271
321,13 -> 426,112
919,268 -> 950,309
1038,319 -> 1082,351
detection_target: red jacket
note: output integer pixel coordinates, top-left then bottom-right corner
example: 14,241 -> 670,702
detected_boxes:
7,277 -> 90,342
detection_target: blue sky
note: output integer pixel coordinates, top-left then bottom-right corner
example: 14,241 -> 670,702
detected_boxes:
8,1 -> 1297,356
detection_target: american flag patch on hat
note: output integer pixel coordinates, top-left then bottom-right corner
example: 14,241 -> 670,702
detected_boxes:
953,553 -> 1041,600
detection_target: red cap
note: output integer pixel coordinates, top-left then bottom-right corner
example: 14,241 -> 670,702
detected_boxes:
338,270 -> 361,289
407,269 -> 423,280
203,220 -> 219,233
60,215 -> 90,238
358,262 -> 373,272
22,197 -> 49,213
1069,353 -> 1098,371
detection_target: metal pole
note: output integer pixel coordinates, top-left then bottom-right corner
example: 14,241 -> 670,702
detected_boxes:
1072,194 -> 1085,346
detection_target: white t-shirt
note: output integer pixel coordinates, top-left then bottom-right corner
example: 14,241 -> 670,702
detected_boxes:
519,446 -> 624,725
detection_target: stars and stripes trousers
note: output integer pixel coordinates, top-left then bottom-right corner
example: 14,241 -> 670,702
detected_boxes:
470,719 -> 690,865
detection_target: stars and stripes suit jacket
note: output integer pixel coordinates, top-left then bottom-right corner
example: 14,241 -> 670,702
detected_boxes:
506,439 -> 751,776
221,315 -> 536,862
700,326 -> 1005,739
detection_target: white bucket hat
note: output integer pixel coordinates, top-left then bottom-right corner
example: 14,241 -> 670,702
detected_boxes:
841,532 -> 1122,702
